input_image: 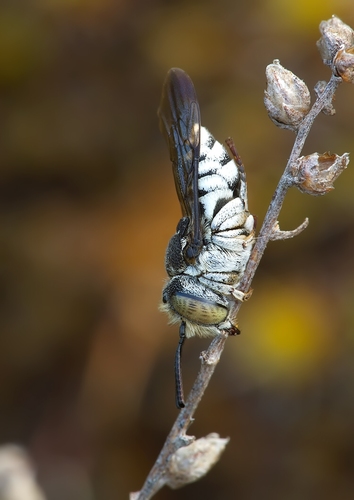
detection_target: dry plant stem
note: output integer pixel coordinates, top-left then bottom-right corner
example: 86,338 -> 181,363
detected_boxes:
240,73 -> 342,293
135,335 -> 227,500
270,218 -> 309,240
134,74 -> 342,500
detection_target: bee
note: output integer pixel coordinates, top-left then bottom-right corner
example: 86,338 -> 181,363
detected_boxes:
158,68 -> 255,408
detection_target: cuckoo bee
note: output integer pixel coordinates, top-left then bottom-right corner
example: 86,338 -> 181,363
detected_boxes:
158,68 -> 255,408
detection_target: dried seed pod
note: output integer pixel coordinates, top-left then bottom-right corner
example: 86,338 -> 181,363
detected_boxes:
292,152 -> 350,195
333,46 -> 354,83
317,16 -> 354,66
166,434 -> 229,489
264,60 -> 311,131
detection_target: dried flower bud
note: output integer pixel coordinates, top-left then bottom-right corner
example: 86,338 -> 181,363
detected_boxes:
292,152 -> 349,195
317,16 -> 354,66
264,60 -> 311,131
166,434 -> 229,489
333,46 -> 354,83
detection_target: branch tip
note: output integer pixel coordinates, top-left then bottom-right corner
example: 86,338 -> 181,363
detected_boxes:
270,218 -> 309,241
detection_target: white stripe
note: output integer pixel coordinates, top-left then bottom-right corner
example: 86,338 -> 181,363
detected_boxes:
199,189 -> 233,220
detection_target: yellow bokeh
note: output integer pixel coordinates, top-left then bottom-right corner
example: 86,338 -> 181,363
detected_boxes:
230,281 -> 337,388
38,0 -> 117,10
141,5 -> 230,78
268,0 -> 341,29
265,0 -> 353,32
0,10 -> 49,84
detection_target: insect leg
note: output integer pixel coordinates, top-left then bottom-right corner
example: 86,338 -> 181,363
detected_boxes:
225,137 -> 245,177
175,321 -> 186,409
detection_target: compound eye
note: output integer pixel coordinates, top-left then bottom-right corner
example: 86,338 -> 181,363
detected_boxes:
170,292 -> 228,325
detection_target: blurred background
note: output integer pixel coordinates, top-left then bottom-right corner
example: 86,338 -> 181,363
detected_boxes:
0,0 -> 354,499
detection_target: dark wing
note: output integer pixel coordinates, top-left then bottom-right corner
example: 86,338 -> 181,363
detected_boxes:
158,68 -> 202,260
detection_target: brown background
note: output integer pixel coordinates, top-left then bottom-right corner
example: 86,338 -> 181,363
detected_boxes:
1,1 -> 354,499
